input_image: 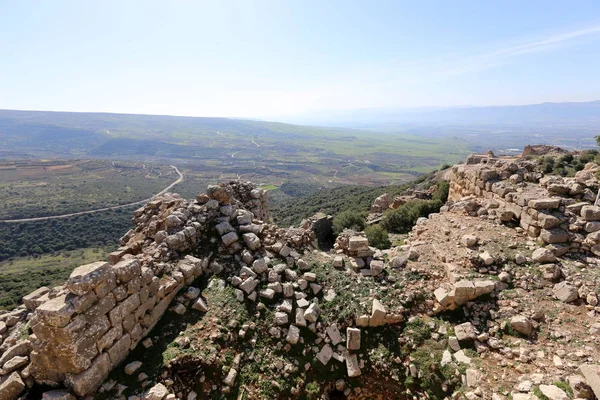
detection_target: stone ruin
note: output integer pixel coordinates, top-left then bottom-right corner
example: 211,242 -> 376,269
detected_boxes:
447,152 -> 600,256
2,150 -> 600,399
0,180 -> 320,399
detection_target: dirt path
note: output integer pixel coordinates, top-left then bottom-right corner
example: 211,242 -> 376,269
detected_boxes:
0,166 -> 184,223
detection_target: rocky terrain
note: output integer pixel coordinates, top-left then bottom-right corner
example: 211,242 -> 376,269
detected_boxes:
1,148 -> 600,400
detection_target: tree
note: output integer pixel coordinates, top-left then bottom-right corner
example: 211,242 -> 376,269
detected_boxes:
365,224 -> 391,249
333,210 -> 366,235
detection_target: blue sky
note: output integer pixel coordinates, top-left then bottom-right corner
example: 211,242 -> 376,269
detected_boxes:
1,0 -> 600,118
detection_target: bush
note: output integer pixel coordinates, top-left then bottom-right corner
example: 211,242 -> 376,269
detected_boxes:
432,181 -> 449,203
382,200 -> 443,233
333,210 -> 366,235
364,224 -> 391,249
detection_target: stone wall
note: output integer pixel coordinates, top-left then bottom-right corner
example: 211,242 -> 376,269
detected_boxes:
0,180 -> 306,398
447,154 -> 600,256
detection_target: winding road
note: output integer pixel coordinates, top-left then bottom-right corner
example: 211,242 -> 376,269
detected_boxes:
0,166 -> 184,223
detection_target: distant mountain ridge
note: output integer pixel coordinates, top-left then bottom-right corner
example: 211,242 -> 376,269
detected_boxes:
280,100 -> 600,127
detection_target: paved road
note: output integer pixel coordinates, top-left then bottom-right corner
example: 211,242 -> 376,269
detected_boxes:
0,166 -> 184,223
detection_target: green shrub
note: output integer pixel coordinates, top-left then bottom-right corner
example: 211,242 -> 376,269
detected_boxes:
364,224 -> 391,249
333,210 -> 366,235
432,181 -> 449,203
382,200 -> 442,233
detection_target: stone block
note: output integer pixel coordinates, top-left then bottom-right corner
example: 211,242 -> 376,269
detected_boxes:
84,293 -> 116,323
22,287 -> 51,311
108,294 -> 140,326
97,324 -> 123,353
347,327 -> 361,350
67,262 -> 111,296
112,259 -> 141,283
581,205 -> 600,221
528,198 -> 561,210
0,372 -> 25,400
36,295 -> 75,328
107,334 -> 131,367
67,291 -> 98,314
369,299 -> 386,327
65,352 -> 112,396
454,280 -> 475,306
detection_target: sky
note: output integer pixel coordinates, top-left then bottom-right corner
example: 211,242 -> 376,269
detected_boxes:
1,0 -> 600,119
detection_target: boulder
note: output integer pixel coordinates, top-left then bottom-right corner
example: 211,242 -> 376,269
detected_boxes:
0,372 -> 25,400
553,281 -> 579,303
538,385 -> 569,400
454,322 -> 477,341
532,248 -> 556,263
145,382 -> 170,400
581,205 -> 600,221
510,315 -> 533,336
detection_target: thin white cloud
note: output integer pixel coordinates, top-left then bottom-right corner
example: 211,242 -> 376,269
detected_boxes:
439,25 -> 600,76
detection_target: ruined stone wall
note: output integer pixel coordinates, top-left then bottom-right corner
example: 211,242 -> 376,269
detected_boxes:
448,155 -> 600,256
0,180 -> 287,398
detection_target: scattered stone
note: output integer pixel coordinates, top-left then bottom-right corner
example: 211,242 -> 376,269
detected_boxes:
510,315 -> 533,337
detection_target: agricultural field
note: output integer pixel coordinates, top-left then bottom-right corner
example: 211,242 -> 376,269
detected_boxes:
0,159 -> 178,219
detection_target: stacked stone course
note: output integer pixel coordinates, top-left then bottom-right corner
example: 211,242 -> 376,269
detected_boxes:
0,179 -> 317,399
447,153 -> 600,256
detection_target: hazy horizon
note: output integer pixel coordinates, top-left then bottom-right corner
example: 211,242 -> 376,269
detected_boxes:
2,1 -> 600,119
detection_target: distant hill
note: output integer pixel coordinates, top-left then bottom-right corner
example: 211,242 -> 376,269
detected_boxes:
282,100 -> 600,127
0,109 -> 471,185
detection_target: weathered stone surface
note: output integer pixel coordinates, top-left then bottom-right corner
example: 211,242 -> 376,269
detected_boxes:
22,286 -> 51,311
242,233 -> 261,250
107,334 -> 131,367
461,234 -> 478,247
369,299 -> 386,326
347,327 -> 361,350
304,303 -> 320,323
221,231 -> 239,246
286,325 -> 300,344
346,353 -> 361,377
67,262 -> 111,296
112,259 -> 141,283
0,372 -> 25,400
1,355 -> 29,374
0,340 -> 32,367
553,281 -> 579,303
316,320 -> 337,343
579,364 -> 600,399
316,344 -> 333,365
540,229 -> 569,244
41,389 -> 77,400
454,280 -> 475,305
581,205 -> 600,221
108,293 -> 140,326
510,315 -> 533,336
66,352 -> 112,396
532,248 -> 556,263
455,322 -> 477,341
529,198 -> 561,210
369,260 -> 384,275
192,297 -> 208,312
36,295 -> 75,327
348,237 -> 369,251
223,369 -> 237,387
145,382 -> 170,399
252,259 -> 268,274
538,384 -> 569,400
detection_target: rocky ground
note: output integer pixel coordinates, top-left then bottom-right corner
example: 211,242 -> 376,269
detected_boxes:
1,149 -> 600,400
